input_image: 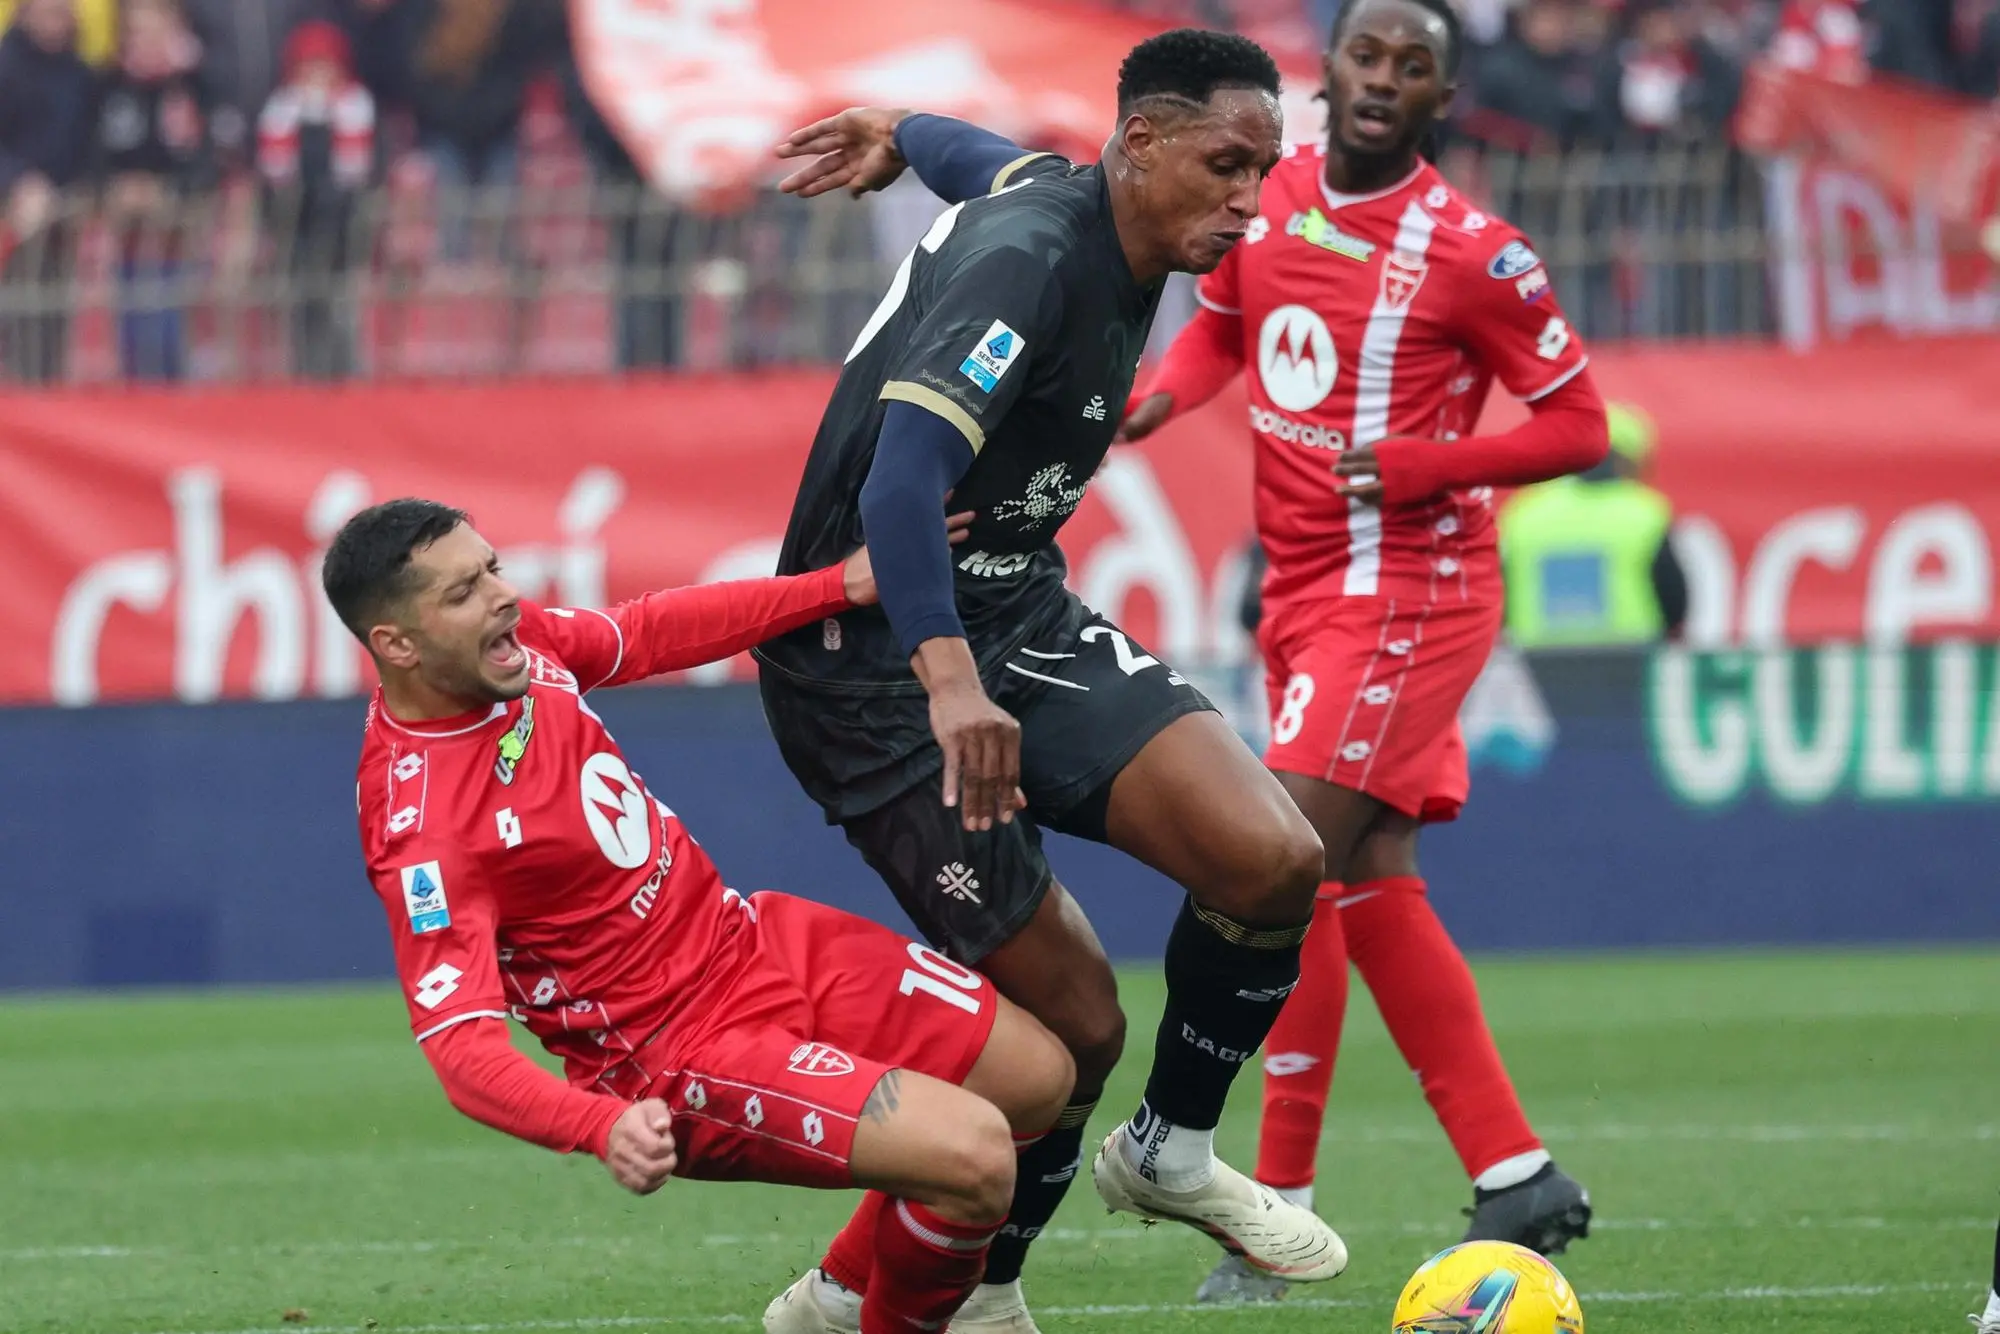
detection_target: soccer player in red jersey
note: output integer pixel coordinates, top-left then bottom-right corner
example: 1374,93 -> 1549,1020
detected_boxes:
325,499 -> 1075,1334
1118,0 -> 1606,1297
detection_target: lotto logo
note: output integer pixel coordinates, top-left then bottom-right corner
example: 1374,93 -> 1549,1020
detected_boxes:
1341,741 -> 1373,763
413,963 -> 463,1011
1264,1052 -> 1321,1077
685,1080 -> 708,1111
393,754 -> 424,781
1537,315 -> 1572,361
530,977 -> 559,1006
387,806 -> 418,834
1363,685 -> 1395,706
802,1112 -> 826,1147
1386,639 -> 1414,656
744,1095 -> 765,1128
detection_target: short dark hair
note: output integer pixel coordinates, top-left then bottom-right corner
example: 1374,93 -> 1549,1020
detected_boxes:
1117,28 -> 1282,119
1331,0 -> 1464,77
321,498 -> 468,643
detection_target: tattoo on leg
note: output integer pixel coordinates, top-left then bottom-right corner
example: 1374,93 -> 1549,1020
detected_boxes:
862,1070 -> 903,1125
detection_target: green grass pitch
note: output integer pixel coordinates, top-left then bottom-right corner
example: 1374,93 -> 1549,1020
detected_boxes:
2,949 -> 1994,1334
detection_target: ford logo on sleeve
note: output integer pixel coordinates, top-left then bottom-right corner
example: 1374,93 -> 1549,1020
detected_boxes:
1488,241 -> 1542,280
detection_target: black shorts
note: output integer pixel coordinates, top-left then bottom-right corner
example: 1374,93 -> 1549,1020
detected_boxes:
761,607 -> 1214,963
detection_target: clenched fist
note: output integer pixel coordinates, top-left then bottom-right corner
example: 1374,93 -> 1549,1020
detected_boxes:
605,1098 -> 677,1195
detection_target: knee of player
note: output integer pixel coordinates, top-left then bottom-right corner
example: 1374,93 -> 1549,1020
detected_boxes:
1248,809 -> 1325,910
945,1101 -> 1018,1224
1021,1023 -> 1078,1131
1063,1004 -> 1125,1092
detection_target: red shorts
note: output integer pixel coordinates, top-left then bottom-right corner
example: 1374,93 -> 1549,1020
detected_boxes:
651,892 -> 998,1189
1258,592 -> 1502,823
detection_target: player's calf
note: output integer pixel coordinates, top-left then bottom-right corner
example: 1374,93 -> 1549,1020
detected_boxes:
845,1073 -> 1019,1333
962,993 -> 1078,1141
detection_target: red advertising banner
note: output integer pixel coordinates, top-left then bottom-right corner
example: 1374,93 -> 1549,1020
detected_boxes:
3,337 -> 1999,706
570,0 -> 1322,204
1735,65 -> 2000,345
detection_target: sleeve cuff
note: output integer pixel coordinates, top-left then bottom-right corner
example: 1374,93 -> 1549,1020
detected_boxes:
808,562 -> 852,611
583,1096 -> 629,1160
898,610 -> 968,658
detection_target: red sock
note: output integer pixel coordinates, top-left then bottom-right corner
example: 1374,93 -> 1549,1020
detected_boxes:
823,1133 -> 1043,1295
821,1191 -> 885,1294
1340,877 -> 1542,1179
1256,885 -> 1349,1190
859,1198 -> 996,1333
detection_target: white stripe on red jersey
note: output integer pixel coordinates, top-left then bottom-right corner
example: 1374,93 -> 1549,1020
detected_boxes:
1200,149 -> 1590,609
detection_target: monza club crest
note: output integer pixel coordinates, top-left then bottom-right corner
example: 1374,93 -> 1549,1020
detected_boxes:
1381,249 -> 1429,311
787,1042 -> 857,1077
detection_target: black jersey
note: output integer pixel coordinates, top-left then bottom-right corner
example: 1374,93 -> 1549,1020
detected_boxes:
756,155 -> 1161,696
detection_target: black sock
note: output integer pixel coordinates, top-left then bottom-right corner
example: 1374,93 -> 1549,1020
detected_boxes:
1990,1215 -> 1999,1292
983,1099 -> 1095,1286
1140,896 -> 1307,1130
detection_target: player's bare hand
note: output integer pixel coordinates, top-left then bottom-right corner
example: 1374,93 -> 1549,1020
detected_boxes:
844,510 -> 976,606
775,107 -> 911,199
930,678 -> 1024,832
1115,392 -> 1174,444
606,1098 -> 678,1195
1333,442 -> 1384,505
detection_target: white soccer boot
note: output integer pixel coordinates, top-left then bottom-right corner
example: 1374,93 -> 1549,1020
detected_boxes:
947,1279 -> 1042,1333
1090,1131 -> 1349,1282
764,1269 -> 861,1334
1196,1252 -> 1291,1303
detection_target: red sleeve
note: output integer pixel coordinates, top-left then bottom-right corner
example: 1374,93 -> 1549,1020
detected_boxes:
366,837 -> 627,1158
1374,368 -> 1609,504
423,1018 -> 629,1159
518,565 -> 850,690
369,839 -> 512,1042
1453,232 -> 1591,404
1134,302 -> 1245,419
1369,231 -> 1607,504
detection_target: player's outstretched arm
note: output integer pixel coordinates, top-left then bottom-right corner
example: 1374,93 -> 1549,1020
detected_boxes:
776,108 -> 1045,204
560,512 -> 973,689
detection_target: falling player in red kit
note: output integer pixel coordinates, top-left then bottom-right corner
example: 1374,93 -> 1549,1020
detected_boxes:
324,499 -> 1074,1334
1119,0 -> 1605,1300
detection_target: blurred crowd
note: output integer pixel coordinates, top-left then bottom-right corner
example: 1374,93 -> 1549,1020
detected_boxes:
1113,0 -> 2000,140
0,0 -> 1992,385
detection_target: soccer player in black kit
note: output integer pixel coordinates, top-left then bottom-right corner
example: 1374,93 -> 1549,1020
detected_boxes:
755,30 -> 1347,1334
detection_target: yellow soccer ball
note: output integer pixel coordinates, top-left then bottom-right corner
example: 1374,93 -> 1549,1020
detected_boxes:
1391,1241 -> 1584,1333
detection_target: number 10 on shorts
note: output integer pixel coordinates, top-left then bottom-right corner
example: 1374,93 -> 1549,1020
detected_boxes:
899,942 -> 984,1015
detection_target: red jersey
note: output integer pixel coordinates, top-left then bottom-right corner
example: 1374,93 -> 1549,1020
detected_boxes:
355,570 -> 848,1103
1195,150 -> 1591,608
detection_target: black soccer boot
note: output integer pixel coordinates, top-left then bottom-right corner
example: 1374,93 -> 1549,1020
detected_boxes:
1461,1162 -> 1592,1255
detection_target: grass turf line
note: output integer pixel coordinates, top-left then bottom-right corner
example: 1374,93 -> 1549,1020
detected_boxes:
0,949 -> 1993,1334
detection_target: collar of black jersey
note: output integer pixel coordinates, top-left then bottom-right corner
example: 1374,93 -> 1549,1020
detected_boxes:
1088,165 -> 1162,313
